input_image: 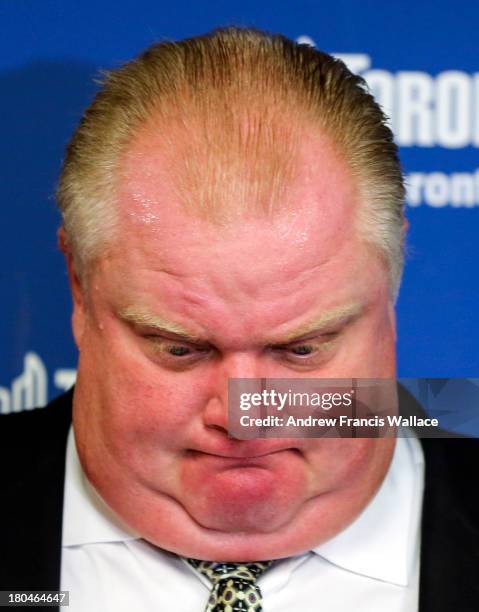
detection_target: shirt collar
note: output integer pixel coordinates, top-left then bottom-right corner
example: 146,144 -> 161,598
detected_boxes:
312,433 -> 424,586
62,427 -> 139,546
63,426 -> 424,587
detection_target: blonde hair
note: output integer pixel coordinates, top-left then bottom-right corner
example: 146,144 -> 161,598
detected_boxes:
57,26 -> 405,294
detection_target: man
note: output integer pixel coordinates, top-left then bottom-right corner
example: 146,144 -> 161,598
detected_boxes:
1,26 -> 478,611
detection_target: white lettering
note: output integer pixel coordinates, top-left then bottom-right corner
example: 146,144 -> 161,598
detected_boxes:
54,369 -> 77,392
436,71 -> 471,148
365,69 -> 395,127
0,352 -> 77,414
405,169 -> 479,208
396,72 -> 434,146
424,172 -> 450,207
296,38 -> 479,149
0,387 -> 10,415
11,352 -> 47,412
474,74 -> 479,146
450,173 -> 476,207
406,173 -> 425,206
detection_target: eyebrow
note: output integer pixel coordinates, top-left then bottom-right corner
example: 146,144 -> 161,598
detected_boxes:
272,302 -> 363,344
119,302 -> 363,347
118,306 -> 204,342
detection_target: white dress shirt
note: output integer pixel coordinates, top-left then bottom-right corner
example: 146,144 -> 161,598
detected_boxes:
61,429 -> 424,611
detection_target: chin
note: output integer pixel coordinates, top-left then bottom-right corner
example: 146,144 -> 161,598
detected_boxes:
179,456 -> 310,534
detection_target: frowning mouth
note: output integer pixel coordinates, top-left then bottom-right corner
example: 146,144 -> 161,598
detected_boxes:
188,447 -> 301,464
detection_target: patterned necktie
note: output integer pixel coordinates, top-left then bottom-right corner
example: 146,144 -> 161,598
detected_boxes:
186,558 -> 273,612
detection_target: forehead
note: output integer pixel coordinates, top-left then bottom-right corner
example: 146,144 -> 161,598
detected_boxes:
96,126 -> 388,332
116,125 -> 359,269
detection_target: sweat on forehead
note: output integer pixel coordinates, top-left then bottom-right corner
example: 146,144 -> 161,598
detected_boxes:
57,28 -> 404,293
117,113 -> 357,236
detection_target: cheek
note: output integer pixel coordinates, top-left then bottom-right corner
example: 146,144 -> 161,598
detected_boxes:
75,320 -> 211,454
305,438 -> 381,493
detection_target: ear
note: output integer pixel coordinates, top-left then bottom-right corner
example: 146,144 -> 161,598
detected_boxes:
58,227 -> 87,348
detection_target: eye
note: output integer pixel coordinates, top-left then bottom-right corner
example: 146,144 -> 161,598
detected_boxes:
143,335 -> 213,370
152,340 -> 208,358
289,344 -> 315,356
167,345 -> 193,357
270,333 -> 339,369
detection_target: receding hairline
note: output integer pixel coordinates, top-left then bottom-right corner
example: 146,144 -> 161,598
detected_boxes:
115,107 -> 358,235
57,26 -> 405,295
114,91 -> 311,227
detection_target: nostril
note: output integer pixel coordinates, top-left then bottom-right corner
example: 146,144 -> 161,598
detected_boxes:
202,395 -> 230,433
206,423 -> 228,434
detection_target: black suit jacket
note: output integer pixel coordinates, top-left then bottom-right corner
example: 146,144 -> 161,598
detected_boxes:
1,389 -> 479,611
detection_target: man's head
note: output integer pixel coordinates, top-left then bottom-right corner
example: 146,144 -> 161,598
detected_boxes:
58,27 -> 405,560
58,26 -> 405,294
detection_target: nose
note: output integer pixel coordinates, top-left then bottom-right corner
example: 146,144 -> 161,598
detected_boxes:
202,352 -> 265,434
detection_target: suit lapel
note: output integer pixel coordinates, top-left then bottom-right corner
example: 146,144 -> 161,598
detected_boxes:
2,391 -> 72,601
419,438 -> 479,611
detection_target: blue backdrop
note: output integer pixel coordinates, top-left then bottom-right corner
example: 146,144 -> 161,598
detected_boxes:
1,0 -> 477,413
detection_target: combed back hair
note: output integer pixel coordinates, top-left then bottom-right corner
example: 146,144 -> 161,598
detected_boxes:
57,26 -> 405,295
